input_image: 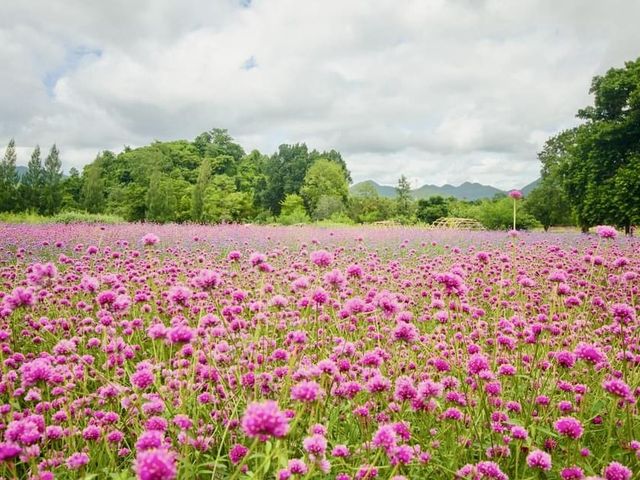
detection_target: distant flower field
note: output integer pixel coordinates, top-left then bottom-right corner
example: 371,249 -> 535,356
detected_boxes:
0,223 -> 638,480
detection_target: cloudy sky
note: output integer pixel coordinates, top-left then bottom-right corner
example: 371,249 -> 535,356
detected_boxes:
2,0 -> 639,189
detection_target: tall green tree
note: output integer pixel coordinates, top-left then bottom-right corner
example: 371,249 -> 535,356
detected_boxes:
20,146 -> 44,212
300,158 -> 349,216
557,57 -> 640,233
416,196 -> 451,224
0,138 -> 19,212
395,175 -> 413,216
191,158 -> 211,222
146,170 -> 176,223
62,167 -> 82,210
82,161 -> 105,213
42,144 -> 63,215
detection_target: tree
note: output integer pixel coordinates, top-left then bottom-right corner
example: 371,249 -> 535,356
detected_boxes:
395,175 -> 414,217
278,194 -> 310,225
42,144 -> 63,215
300,158 -> 349,216
524,183 -> 572,231
20,146 -> 44,212
416,196 -> 451,224
0,138 -> 19,212
348,182 -> 395,223
62,167 -> 83,210
313,195 -> 345,221
82,161 -> 105,213
202,175 -> 253,223
261,143 -> 313,215
146,170 -> 176,223
556,57 -> 640,233
191,158 -> 211,222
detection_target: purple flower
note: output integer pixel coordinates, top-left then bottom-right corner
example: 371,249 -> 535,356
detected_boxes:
310,250 -> 333,267
241,401 -> 290,441
66,452 -> 90,470
509,190 -> 523,199
561,466 -> 584,480
229,444 -> 248,465
142,234 -> 160,246
553,416 -> 583,439
291,380 -> 324,402
526,449 -> 551,471
596,225 -> 618,239
602,461 -> 632,480
134,448 -> 177,480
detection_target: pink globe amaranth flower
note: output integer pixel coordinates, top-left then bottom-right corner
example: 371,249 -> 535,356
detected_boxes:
167,285 -> 192,306
526,449 -> 552,471
332,445 -> 350,457
393,322 -> 419,342
241,401 -> 290,441
602,378 -> 631,399
5,287 -> 36,309
229,444 -> 248,464
456,461 -> 508,480
134,448 -> 177,480
193,269 -> 221,289
371,424 -> 398,450
611,303 -> 636,325
142,233 -> 160,246
291,380 -> 324,403
288,459 -> 308,475
596,225 -> 617,239
561,466 -> 585,480
602,461 -> 632,480
554,416 -> 583,439
131,368 -> 155,390
509,190 -> 523,200
249,252 -> 267,266
0,442 -> 22,461
66,452 -> 90,470
303,434 -> 327,455
310,249 -> 333,267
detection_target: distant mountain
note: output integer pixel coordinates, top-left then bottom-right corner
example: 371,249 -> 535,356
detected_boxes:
351,178 -> 541,201
521,178 -> 540,196
350,179 -> 503,200
16,166 -> 27,177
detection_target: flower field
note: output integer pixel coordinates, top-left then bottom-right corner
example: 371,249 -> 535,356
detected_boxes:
0,223 -> 638,480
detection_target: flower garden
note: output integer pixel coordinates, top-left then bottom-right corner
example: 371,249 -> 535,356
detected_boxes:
0,223 -> 638,479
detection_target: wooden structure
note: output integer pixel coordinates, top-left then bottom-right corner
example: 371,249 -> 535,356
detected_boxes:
430,217 -> 485,230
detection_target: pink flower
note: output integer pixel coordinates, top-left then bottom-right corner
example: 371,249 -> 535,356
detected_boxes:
602,461 -> 632,480
134,448 -> 177,480
310,250 -> 333,267
596,225 -> 617,239
526,449 -> 551,471
291,380 -> 324,403
554,416 -> 583,439
508,190 -> 523,199
142,234 -> 160,246
241,401 -> 290,441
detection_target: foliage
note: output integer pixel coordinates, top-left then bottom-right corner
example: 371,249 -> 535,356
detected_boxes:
549,57 -> 640,232
300,159 -> 349,217
277,194 -> 310,225
415,196 -> 452,224
0,138 -> 19,212
42,144 -> 63,215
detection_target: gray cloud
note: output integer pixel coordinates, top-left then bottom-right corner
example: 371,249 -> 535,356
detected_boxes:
1,0 -> 639,189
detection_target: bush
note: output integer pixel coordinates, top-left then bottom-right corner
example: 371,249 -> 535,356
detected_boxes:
51,211 -> 125,224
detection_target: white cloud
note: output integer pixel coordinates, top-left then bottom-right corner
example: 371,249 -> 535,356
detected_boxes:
1,0 -> 639,189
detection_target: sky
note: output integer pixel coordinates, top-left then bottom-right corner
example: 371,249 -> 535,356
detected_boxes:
1,0 -> 639,190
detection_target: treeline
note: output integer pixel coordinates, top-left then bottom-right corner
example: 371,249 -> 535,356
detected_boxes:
0,130 -> 538,228
0,129 -> 356,224
0,141 -> 69,216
